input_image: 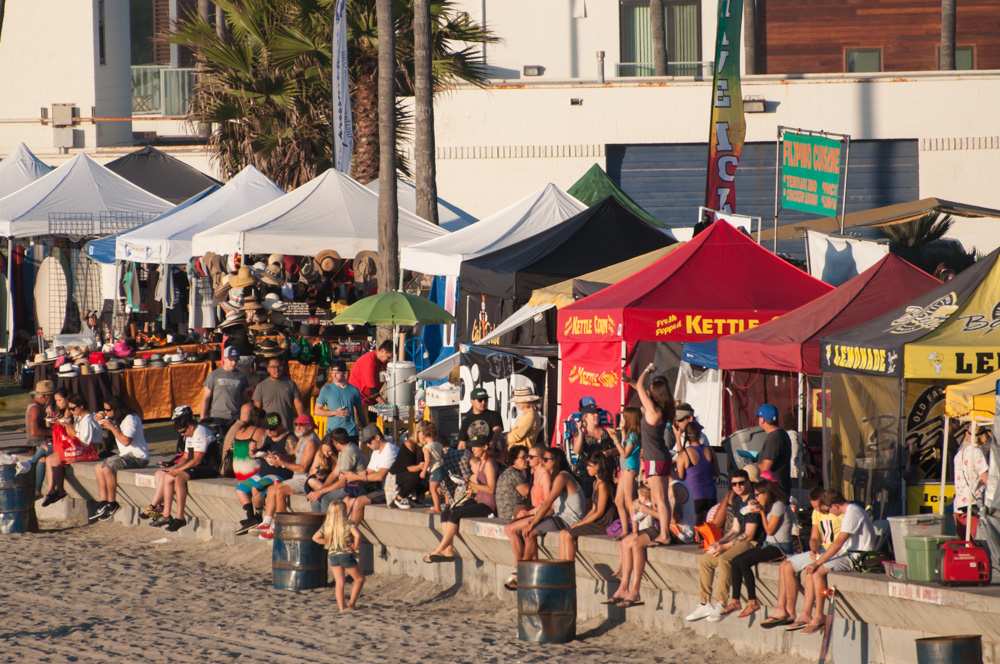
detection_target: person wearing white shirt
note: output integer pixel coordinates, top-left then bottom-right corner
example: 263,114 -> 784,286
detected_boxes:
340,424 -> 399,546
954,429 -> 990,537
41,394 -> 101,507
93,396 -> 150,522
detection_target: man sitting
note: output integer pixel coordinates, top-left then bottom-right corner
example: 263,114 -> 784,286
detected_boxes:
307,428 -> 366,512
151,406 -> 219,532
234,413 -> 294,535
341,424 -> 398,544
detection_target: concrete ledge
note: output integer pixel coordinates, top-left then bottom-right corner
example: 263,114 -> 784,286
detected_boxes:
56,460 -> 1000,663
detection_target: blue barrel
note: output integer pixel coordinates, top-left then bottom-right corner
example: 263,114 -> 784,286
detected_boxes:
272,513 -> 328,591
517,560 -> 576,643
0,459 -> 36,534
916,635 -> 982,664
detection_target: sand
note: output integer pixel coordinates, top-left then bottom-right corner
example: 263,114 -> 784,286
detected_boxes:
0,524 -> 807,663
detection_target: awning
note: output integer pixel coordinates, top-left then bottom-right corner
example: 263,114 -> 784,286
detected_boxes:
945,371 -> 1000,419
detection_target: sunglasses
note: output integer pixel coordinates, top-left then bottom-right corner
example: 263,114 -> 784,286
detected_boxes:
528,454 -> 541,459
731,480 -> 747,487
542,456 -> 555,462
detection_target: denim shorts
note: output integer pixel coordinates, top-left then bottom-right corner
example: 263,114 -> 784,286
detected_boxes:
328,552 -> 358,568
429,467 -> 444,483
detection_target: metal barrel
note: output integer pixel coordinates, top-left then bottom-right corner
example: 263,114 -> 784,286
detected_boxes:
916,635 -> 983,664
272,513 -> 328,591
516,560 -> 576,643
0,460 -> 36,534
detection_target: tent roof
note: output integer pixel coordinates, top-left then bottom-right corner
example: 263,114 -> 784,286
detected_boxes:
0,143 -> 52,198
116,166 -> 282,264
365,177 -> 476,231
718,254 -> 939,375
400,183 -> 585,276
460,196 -> 675,300
104,146 -> 221,204
945,370 -> 1000,419
774,197 -> 1000,242
190,168 -> 447,257
821,249 -> 1000,378
558,220 -> 832,344
0,153 -> 172,238
568,163 -> 665,228
528,244 -> 680,309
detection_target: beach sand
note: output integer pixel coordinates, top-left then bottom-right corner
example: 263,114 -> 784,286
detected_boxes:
0,523 -> 806,663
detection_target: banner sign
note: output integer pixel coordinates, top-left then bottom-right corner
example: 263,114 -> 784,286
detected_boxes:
780,132 -> 844,217
806,230 -> 889,286
559,340 -> 622,441
560,313 -> 621,341
704,0 -> 745,214
331,0 -> 354,174
459,347 -> 545,430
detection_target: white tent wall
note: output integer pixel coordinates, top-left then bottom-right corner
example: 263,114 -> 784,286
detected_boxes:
365,177 -> 477,231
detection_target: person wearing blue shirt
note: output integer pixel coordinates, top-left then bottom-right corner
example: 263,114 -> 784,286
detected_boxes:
315,360 -> 366,441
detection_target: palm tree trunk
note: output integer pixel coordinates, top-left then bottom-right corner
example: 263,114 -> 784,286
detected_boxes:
743,0 -> 757,75
940,0 -> 956,69
413,0 -> 439,224
197,0 -> 212,138
352,69 -> 379,184
377,0 -> 399,306
650,0 -> 668,76
215,2 -> 226,39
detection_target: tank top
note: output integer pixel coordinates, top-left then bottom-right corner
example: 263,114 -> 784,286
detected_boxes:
474,463 -> 496,513
530,467 -> 549,507
683,445 -> 716,501
641,416 -> 669,462
232,428 -> 260,481
552,473 -> 587,526
670,478 -> 698,528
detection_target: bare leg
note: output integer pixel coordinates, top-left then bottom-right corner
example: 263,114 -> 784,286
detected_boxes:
429,481 -> 442,513
106,468 -> 119,503
523,523 -> 539,561
333,566 -> 347,611
613,535 -> 638,600
175,474 -> 190,517
794,568 -> 815,623
505,516 -> 532,561
430,522 -> 459,557
150,471 -> 167,508
768,561 -> 794,620
94,466 -> 107,501
162,475 -> 176,517
647,475 -> 671,544
614,480 -> 631,538
625,534 -> 653,600
808,567 -> 831,628
347,566 -> 365,608
559,530 -> 577,561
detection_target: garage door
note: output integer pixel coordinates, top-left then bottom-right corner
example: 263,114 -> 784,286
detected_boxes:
607,140 -> 919,230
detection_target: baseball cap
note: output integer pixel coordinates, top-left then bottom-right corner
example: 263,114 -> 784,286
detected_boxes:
359,423 -> 381,444
469,433 -> 491,447
470,387 -> 488,401
331,359 -> 348,372
293,414 -> 314,428
579,396 -> 597,411
224,346 -> 240,360
756,403 -> 779,424
265,413 -> 282,430
675,403 -> 694,421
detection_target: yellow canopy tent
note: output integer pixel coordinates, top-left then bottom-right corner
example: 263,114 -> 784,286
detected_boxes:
939,370 -> 999,515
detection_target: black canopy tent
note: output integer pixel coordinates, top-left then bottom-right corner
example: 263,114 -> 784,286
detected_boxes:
105,146 -> 222,204
457,196 -> 674,344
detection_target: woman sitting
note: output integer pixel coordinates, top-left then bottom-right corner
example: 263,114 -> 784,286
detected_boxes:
42,393 -> 100,506
256,414 -> 319,540
560,453 -> 615,561
729,479 -> 794,618
230,407 -> 269,482
93,396 -> 149,521
423,435 -> 497,563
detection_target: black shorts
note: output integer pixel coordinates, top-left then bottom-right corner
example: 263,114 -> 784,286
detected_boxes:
183,465 -> 218,480
441,501 -> 493,525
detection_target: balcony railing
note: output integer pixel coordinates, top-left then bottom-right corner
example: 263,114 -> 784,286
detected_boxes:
131,66 -> 197,116
616,61 -> 713,79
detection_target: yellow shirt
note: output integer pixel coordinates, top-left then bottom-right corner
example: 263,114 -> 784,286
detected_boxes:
812,510 -> 843,549
507,407 -> 540,448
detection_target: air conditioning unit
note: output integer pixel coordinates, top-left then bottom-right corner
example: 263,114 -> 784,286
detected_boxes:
53,127 -> 74,149
51,103 -> 77,127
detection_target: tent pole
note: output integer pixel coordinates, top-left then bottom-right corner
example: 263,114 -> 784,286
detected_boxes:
940,415 -> 951,516
112,260 -> 120,339
5,236 -> 13,351
160,263 -> 167,331
968,418 -> 977,540
797,372 -> 806,493
897,376 -> 907,516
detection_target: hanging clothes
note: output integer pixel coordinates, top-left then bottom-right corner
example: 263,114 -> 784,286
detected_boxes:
188,268 -> 216,330
674,361 -> 724,447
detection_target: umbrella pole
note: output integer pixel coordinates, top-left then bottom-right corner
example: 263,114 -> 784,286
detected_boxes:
392,323 -> 399,444
940,416 -> 950,516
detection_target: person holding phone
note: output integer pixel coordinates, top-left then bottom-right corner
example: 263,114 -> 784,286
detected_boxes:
315,360 -> 366,443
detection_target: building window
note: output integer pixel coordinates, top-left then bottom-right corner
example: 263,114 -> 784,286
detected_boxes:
846,48 -> 881,73
619,0 -> 700,77
98,0 -> 107,66
130,0 -> 155,65
937,45 -> 975,70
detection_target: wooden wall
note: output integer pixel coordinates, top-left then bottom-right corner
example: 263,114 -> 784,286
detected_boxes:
761,0 -> 1000,73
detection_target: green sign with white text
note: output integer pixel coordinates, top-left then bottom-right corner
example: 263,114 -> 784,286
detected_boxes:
780,132 -> 844,217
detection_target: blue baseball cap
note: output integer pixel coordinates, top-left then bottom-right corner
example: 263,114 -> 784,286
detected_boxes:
224,346 -> 240,360
579,396 -> 597,411
756,403 -> 778,424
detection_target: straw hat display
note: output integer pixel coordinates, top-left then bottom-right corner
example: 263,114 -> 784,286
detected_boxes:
353,250 -> 378,283
106,360 -> 125,373
262,293 -> 287,312
228,265 -> 256,289
249,322 -> 276,336
513,387 -> 540,403
255,339 -> 283,358
260,265 -> 283,287
299,261 -> 320,284
132,358 -> 147,369
267,254 -> 284,270
243,295 -> 263,312
58,363 -> 79,378
314,249 -> 341,274
29,353 -> 46,367
219,310 -> 248,330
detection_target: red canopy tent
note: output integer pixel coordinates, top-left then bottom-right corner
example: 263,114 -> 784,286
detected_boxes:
718,254 -> 940,376
556,220 -> 832,421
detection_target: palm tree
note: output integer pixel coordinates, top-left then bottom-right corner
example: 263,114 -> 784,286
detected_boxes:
413,0 -> 438,224
882,213 -> 953,248
377,0 -> 399,320
940,0 -> 956,69
650,0 -> 667,76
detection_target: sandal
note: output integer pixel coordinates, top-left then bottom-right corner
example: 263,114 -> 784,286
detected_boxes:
738,603 -> 760,619
721,600 -> 742,616
761,617 -> 793,629
785,621 -> 810,632
138,504 -> 161,520
801,621 -> 826,635
616,599 -> 645,608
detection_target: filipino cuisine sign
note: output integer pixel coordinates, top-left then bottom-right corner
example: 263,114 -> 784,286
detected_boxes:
780,132 -> 844,217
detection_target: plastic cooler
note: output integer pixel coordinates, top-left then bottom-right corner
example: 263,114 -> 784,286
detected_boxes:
905,536 -> 951,583
888,514 -> 945,565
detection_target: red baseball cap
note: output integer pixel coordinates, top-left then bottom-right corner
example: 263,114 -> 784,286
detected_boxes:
294,415 -> 314,428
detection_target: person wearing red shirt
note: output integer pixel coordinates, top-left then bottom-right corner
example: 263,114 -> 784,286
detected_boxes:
349,341 -> 393,408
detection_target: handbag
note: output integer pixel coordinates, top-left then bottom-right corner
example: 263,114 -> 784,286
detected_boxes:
52,422 -> 99,464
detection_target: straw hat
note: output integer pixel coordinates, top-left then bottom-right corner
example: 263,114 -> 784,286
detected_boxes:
267,253 -> 284,270
80,364 -> 91,376
219,310 -> 247,330
69,347 -> 85,362
132,358 -> 147,369
314,249 -> 341,273
228,265 -> 256,289
44,348 -> 59,361
58,363 -> 79,377
29,353 -> 46,366
243,295 -> 264,312
250,322 -> 276,336
299,260 -> 320,284
353,250 -> 378,283
513,386 -> 540,404
91,363 -> 106,374
32,379 -> 55,396
255,339 -> 283,358
260,265 -> 283,287
106,359 -> 125,373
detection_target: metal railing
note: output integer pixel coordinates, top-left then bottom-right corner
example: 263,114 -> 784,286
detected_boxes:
131,66 -> 197,116
616,61 -> 713,78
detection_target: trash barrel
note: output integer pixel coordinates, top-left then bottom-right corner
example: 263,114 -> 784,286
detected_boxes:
0,457 -> 35,534
517,560 -> 576,643
916,635 -> 983,664
272,513 -> 328,591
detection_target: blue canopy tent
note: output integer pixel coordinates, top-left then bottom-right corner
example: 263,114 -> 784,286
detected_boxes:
681,339 -> 718,369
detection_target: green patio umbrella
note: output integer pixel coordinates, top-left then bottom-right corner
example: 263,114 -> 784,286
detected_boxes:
332,291 -> 455,326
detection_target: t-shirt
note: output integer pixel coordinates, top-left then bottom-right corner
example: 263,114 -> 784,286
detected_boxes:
252,377 -> 299,431
116,414 -> 149,460
258,435 -> 294,481
730,494 -> 765,544
760,428 -> 792,493
495,466 -> 529,521
837,503 -> 876,554
460,409 -> 503,444
954,443 -> 990,509
349,350 -> 384,407
764,500 -> 793,547
184,424 -> 216,469
812,510 -> 843,549
336,443 -> 367,474
391,443 -> 421,478
317,382 -> 364,437
367,442 -> 399,473
74,413 -> 101,446
425,440 -> 444,473
204,368 -> 249,422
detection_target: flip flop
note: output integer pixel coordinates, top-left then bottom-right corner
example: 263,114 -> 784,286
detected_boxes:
761,617 -> 793,629
616,599 -> 645,608
801,622 -> 826,635
738,605 -> 760,619
785,622 -> 810,632
600,598 -> 621,605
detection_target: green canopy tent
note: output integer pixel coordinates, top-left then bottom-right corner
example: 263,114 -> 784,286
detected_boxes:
568,163 -> 665,228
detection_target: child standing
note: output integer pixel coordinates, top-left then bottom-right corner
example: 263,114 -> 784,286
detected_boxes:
418,421 -> 445,513
312,501 -> 365,611
610,407 -> 642,537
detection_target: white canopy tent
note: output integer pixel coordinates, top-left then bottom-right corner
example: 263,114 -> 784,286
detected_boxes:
400,183 -> 585,276
0,143 -> 52,198
0,153 -> 172,238
116,165 -> 283,264
191,168 -> 448,257
365,177 -> 477,231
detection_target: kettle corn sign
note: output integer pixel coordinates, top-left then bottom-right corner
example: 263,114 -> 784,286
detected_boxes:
562,315 -> 620,339
654,313 -> 765,337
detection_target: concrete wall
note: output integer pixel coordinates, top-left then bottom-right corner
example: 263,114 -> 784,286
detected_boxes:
93,0 -> 136,147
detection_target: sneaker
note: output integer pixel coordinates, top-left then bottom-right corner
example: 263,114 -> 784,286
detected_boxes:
99,502 -> 121,521
89,502 -> 110,522
685,603 -> 716,622
258,526 -> 274,541
235,515 -> 262,535
15,460 -> 31,476
40,490 -> 66,507
706,604 -> 724,623
503,573 -> 518,591
149,515 -> 171,527
253,521 -> 272,531
165,517 -> 187,532
393,496 -> 412,510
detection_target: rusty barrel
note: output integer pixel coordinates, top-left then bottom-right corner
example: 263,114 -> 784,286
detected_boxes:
0,454 -> 36,534
272,513 -> 328,590
517,560 -> 576,643
916,635 -> 982,664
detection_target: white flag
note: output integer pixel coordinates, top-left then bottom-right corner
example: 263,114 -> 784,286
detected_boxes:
806,230 -> 888,286
332,0 -> 353,174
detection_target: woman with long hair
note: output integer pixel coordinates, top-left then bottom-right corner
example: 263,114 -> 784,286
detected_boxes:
231,407 -> 268,481
633,363 -> 674,545
611,407 -> 641,538
729,479 -> 794,618
674,420 -> 718,524
560,452 -> 615,560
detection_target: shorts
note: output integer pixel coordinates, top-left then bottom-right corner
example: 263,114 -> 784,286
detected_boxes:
641,458 -> 671,478
534,516 -> 571,534
182,465 -> 218,480
567,520 -> 608,538
283,476 -> 308,494
361,489 -> 386,504
328,552 -> 358,568
236,474 -> 280,494
786,551 -> 820,572
441,501 -> 493,525
428,467 -> 444,483
822,555 -> 853,572
102,455 -> 149,472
